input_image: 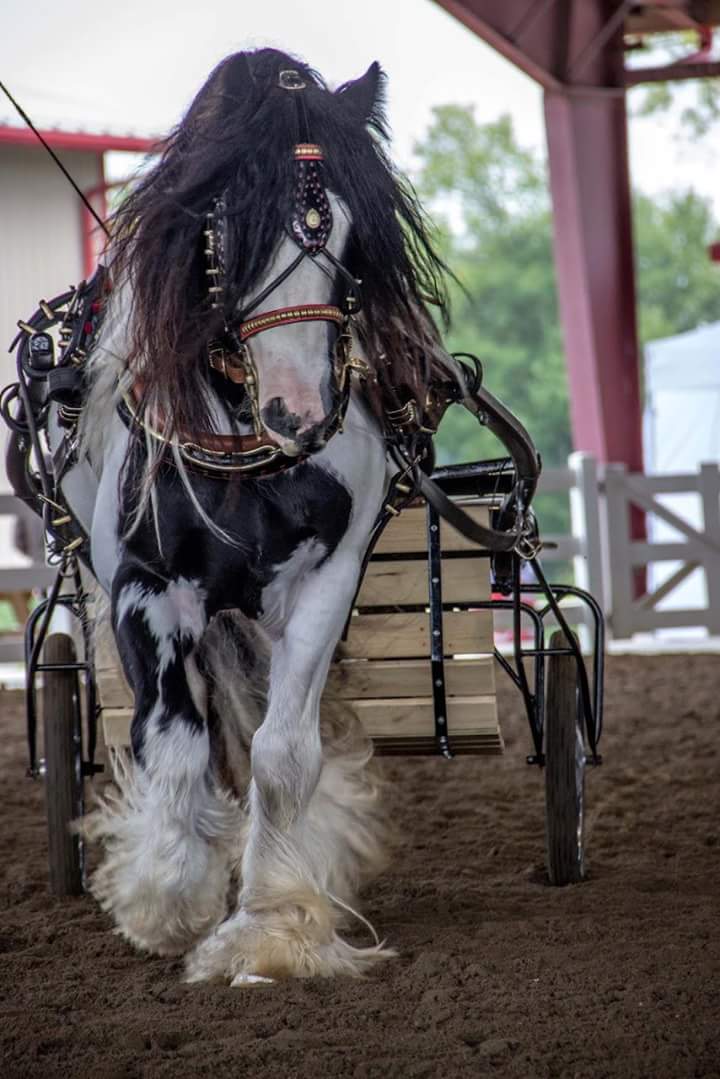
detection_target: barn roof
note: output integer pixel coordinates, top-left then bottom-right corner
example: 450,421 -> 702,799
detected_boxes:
431,0 -> 720,89
0,125 -> 159,154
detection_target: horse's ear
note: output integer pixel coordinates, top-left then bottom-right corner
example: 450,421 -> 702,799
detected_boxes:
218,53 -> 255,104
335,62 -> 387,127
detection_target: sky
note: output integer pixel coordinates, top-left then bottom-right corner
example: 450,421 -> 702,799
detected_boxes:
1,0 -> 718,209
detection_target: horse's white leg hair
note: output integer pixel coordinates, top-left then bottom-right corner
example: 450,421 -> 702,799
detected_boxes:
83,573 -> 240,956
185,545 -> 393,984
199,611 -> 269,799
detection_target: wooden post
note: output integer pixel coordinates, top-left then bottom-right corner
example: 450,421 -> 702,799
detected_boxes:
603,463 -> 633,639
699,463 -> 720,636
568,452 -> 604,606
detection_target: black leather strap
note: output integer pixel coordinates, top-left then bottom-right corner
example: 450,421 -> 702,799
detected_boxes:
47,365 -> 84,404
398,360 -> 542,554
416,471 -> 519,552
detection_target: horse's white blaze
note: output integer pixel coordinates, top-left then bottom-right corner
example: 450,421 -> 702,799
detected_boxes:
243,194 -> 352,449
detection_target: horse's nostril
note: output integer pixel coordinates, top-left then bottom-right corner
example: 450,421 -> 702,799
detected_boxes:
297,426 -> 327,454
261,397 -> 302,437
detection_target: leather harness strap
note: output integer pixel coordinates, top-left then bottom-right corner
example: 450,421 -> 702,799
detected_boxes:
416,472 -> 518,552
126,379 -> 283,457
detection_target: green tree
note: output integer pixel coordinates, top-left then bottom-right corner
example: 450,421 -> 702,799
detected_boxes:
630,32 -> 720,138
633,189 -> 720,344
412,106 -> 569,470
411,104 -> 720,472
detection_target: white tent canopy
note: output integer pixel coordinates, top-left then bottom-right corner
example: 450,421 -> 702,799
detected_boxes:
644,322 -> 720,472
643,321 -> 720,628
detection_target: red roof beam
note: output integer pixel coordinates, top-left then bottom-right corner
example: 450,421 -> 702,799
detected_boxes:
626,58 -> 720,84
430,0 -> 564,90
0,125 -> 159,154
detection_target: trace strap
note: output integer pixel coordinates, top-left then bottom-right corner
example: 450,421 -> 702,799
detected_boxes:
393,367 -> 543,555
416,472 -> 518,552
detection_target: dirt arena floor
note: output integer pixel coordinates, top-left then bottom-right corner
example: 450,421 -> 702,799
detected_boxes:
1,653 -> 719,1078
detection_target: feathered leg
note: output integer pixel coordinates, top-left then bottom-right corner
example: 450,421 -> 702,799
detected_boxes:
83,567 -> 240,956
186,547 -> 392,984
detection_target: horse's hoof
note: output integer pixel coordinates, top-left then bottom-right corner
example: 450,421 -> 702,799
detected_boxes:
231,972 -> 275,987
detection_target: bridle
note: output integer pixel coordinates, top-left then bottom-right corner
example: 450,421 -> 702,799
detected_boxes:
174,109 -> 370,477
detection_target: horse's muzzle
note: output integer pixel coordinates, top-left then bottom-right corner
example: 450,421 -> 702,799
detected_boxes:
261,398 -> 329,455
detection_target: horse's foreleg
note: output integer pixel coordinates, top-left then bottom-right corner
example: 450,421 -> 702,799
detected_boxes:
84,567 -> 239,956
186,548 -> 392,984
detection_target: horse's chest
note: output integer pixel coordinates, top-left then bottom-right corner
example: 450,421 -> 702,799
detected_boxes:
123,461 -> 353,622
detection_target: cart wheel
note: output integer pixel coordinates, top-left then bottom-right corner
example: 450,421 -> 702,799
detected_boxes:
545,629 -> 585,886
43,633 -> 84,896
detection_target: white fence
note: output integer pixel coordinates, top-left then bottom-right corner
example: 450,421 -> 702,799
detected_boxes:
538,455 -> 720,640
604,462 -> 720,638
2,456 -> 719,652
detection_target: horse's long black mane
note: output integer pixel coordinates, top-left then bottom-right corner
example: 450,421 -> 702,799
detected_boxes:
109,48 -> 450,436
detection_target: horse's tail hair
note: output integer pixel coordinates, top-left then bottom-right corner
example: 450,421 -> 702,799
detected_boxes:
199,611 -> 270,796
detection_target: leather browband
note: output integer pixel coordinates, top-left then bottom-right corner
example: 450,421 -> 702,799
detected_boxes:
238,304 -> 344,341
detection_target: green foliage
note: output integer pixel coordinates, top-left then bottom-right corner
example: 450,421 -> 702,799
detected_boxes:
411,103 -> 720,466
412,106 -> 570,475
633,189 -> 720,343
413,108 -> 546,234
630,32 -> 720,138
633,79 -> 720,138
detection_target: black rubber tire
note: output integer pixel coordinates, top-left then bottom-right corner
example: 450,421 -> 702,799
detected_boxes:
544,629 -> 586,886
43,633 -> 84,896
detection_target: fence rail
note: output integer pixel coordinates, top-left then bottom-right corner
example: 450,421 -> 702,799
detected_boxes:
604,461 -> 720,638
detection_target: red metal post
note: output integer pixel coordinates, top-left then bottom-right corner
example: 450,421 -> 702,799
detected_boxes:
543,87 -> 643,471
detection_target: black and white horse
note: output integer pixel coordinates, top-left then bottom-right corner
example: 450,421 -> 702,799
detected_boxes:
52,49 -> 456,984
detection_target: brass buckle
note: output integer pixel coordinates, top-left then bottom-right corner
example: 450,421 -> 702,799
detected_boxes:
386,399 -> 419,431
334,328 -> 370,392
387,397 -> 436,435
